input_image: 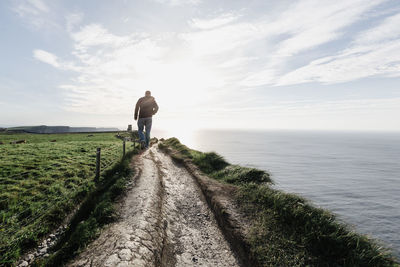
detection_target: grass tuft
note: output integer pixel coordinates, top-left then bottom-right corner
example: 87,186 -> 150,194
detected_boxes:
191,151 -> 229,173
212,165 -> 272,185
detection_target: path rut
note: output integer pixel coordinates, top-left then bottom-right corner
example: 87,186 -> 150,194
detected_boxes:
69,146 -> 240,267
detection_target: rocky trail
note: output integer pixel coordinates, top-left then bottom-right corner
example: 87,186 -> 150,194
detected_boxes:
69,146 -> 240,267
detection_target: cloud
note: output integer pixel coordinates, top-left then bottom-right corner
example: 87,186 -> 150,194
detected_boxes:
277,11 -> 400,85
179,0 -> 390,88
354,12 -> 400,45
33,49 -> 82,72
151,0 -> 201,6
66,12 -> 84,32
217,57 -> 256,69
28,0 -> 49,12
276,42 -> 400,85
189,13 -> 240,29
12,0 -> 62,30
181,22 -> 263,57
31,0 -> 400,123
41,22 -> 222,115
33,49 -> 60,68
13,0 -> 49,16
271,0 -> 383,56
71,24 -> 133,50
238,0 -> 387,86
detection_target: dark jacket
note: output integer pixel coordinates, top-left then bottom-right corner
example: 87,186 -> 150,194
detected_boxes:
134,96 -> 159,120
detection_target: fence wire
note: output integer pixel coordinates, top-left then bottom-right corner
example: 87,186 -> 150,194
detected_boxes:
0,180 -> 87,237
0,139 -> 135,253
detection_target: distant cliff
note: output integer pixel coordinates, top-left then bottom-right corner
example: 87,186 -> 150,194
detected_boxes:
5,125 -> 120,133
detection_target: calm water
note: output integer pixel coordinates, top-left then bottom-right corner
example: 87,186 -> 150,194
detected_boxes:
158,129 -> 400,257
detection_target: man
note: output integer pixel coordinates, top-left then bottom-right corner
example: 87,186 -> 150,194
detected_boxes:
134,91 -> 159,148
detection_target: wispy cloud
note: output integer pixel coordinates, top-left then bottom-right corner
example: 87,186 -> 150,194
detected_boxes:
11,0 -> 64,32
178,0 -> 389,88
355,12 -> 400,45
181,22 -> 263,58
238,0 -> 387,86
33,49 -> 60,68
277,11 -> 400,85
65,12 -> 84,32
151,0 -> 201,6
71,24 -> 132,50
271,0 -> 383,56
189,13 -> 240,29
13,0 -> 49,16
33,49 -> 81,72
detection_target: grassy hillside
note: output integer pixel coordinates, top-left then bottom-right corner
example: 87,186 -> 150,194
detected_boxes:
0,132 -> 135,265
159,137 -> 398,266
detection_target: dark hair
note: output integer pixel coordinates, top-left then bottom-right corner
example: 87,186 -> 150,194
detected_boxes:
145,90 -> 151,96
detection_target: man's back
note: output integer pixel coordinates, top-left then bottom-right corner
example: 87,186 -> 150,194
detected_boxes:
135,96 -> 158,119
135,91 -> 158,148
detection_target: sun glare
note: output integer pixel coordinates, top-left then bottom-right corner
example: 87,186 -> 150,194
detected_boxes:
134,58 -> 223,136
143,59 -> 221,109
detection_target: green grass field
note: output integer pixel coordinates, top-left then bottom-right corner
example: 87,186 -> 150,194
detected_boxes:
0,132 -> 135,265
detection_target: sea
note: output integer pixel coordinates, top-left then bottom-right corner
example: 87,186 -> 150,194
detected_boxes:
156,129 -> 400,258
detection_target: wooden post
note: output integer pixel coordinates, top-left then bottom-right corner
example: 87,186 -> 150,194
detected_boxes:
123,140 -> 126,156
95,147 -> 101,181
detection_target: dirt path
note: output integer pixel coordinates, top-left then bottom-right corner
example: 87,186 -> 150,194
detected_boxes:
69,146 -> 240,267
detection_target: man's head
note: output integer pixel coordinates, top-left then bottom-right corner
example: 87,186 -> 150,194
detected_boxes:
145,90 -> 151,97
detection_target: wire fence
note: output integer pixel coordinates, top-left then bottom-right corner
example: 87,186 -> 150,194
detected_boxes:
1,191 -> 77,237
0,137 -> 139,254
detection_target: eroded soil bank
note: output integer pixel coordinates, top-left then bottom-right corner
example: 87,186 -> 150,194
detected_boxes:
68,147 -> 239,267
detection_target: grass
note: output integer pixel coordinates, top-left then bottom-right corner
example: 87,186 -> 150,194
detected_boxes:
41,149 -> 137,266
0,132 -> 136,266
159,137 -> 398,266
159,137 -> 272,185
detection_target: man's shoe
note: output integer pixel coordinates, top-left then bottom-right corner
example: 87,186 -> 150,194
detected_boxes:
140,141 -> 146,149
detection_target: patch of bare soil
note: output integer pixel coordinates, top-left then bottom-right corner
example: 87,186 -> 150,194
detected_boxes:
68,147 -> 240,267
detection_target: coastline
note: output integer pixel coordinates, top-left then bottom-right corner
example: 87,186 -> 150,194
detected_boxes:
159,137 -> 399,266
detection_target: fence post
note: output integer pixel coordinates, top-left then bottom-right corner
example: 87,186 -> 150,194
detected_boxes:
95,147 -> 101,181
123,140 -> 126,156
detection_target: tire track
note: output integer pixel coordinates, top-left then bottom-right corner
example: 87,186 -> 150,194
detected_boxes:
68,147 -> 239,267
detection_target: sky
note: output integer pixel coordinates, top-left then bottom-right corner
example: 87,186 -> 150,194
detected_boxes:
1,0 -> 400,132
